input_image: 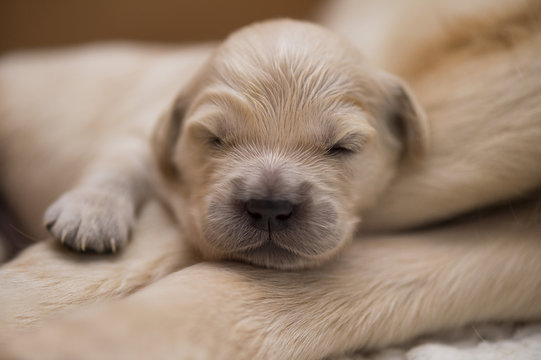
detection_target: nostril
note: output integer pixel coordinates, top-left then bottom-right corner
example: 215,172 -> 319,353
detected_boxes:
276,213 -> 290,221
245,199 -> 294,230
245,200 -> 262,220
276,206 -> 293,220
246,207 -> 263,220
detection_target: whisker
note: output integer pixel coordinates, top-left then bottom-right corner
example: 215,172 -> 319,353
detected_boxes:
8,223 -> 45,242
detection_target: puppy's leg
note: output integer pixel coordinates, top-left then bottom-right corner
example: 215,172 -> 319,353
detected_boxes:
43,138 -> 151,253
5,199 -> 541,359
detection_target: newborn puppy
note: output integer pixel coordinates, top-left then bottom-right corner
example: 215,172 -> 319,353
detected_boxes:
45,19 -> 428,269
152,20 -> 428,269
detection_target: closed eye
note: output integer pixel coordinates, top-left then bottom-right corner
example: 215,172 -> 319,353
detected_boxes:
209,135 -> 224,148
325,132 -> 368,157
186,122 -> 226,150
325,144 -> 355,157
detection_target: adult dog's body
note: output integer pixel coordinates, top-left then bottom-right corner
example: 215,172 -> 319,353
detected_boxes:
1,0 -> 541,359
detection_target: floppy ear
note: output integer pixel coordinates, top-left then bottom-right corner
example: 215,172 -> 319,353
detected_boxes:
152,57 -> 215,178
152,93 -> 191,178
382,75 -> 429,161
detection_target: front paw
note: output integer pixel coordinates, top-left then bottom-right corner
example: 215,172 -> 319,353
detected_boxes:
44,188 -> 134,253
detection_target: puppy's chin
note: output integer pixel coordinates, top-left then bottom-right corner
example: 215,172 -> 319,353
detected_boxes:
227,240 -> 347,270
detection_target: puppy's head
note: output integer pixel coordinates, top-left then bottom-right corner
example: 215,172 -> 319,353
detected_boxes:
153,20 -> 428,269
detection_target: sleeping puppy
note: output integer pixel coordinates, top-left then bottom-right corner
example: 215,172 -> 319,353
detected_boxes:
2,2 -> 541,358
44,20 -> 428,269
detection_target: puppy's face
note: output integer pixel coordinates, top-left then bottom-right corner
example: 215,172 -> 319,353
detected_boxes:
154,20 -> 427,269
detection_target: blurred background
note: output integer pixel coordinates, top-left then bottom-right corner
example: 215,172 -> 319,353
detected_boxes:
0,0 -> 325,54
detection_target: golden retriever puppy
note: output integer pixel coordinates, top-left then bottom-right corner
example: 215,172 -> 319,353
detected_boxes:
42,20 -> 428,269
1,0 -> 541,358
151,20 -> 428,269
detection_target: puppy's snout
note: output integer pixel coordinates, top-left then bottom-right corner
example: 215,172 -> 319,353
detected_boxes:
245,199 -> 294,231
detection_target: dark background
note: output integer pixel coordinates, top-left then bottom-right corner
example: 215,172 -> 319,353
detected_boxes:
0,0 -> 323,54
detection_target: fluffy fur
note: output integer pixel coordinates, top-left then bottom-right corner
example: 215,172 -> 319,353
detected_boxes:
27,20 -> 429,269
1,198 -> 541,360
1,0 -> 541,358
152,20 -> 428,269
360,0 -> 541,230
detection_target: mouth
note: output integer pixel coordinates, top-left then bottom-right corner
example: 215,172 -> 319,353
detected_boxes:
231,241 -> 306,269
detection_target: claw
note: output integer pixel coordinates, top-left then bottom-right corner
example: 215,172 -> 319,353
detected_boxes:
60,230 -> 67,244
110,238 -> 117,253
81,237 -> 87,252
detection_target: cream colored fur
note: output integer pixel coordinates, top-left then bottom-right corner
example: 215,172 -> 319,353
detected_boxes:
17,20 -> 429,268
358,0 -> 541,231
1,198 -> 540,359
319,0 -> 541,231
0,43 -> 213,240
1,0 -> 541,359
152,20 -> 428,269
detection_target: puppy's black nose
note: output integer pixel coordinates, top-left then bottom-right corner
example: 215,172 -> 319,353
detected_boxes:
245,199 -> 294,231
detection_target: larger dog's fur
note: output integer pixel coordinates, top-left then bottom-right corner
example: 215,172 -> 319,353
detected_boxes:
1,0 -> 541,359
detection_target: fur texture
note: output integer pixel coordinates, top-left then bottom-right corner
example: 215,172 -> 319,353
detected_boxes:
1,0 -> 541,358
22,20 -> 429,269
152,20 -> 428,269
1,198 -> 540,359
